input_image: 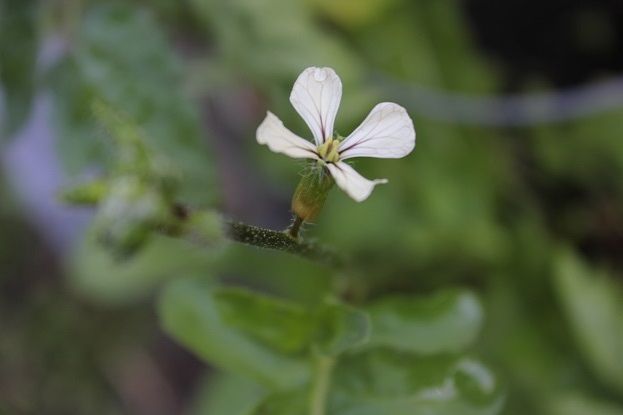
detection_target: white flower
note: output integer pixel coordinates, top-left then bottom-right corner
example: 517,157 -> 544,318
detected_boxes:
257,66 -> 415,202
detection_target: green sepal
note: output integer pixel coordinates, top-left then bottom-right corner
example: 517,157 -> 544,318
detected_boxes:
291,164 -> 334,222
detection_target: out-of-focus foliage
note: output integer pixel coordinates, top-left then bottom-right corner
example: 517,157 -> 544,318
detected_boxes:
52,4 -> 215,206
362,289 -> 483,354
61,100 -> 223,303
1,0 -> 623,414
160,279 -> 502,415
0,0 -> 38,139
555,251 -> 623,395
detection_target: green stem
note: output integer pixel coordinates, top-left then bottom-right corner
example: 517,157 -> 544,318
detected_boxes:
224,220 -> 343,269
309,355 -> 335,415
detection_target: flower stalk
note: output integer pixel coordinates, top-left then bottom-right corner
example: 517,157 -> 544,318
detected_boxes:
286,215 -> 305,240
309,354 -> 335,415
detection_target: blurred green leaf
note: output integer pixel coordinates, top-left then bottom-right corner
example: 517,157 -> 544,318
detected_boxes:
189,371 -> 267,415
534,109 -> 623,183
69,231 -> 216,304
60,178 -> 109,206
213,287 -> 370,357
159,279 -> 310,390
0,0 -> 38,139
210,244 -> 334,305
91,100 -> 179,185
52,3 -> 215,204
189,0 -> 359,80
215,287 -> 317,354
212,350 -> 501,414
188,0 -> 374,128
251,390 -> 307,415
61,101 -> 197,257
316,300 -> 370,356
331,351 -> 504,415
362,289 -> 483,354
555,250 -> 623,394
548,392 -> 623,415
90,175 -> 172,256
309,0 -> 397,28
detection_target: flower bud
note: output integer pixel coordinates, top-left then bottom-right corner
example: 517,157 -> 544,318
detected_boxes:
291,166 -> 334,222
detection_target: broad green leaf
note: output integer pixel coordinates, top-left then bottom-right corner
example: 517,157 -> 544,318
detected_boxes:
212,287 -> 370,357
189,372 -> 267,415
214,287 -> 317,354
245,350 -> 503,415
548,392 -> 623,415
210,243 -> 334,305
251,390 -> 307,415
0,0 -> 38,139
159,279 -> 310,390
331,351 -> 504,415
316,300 -> 370,356
363,289 -> 483,354
68,231 -> 216,305
555,250 -> 623,393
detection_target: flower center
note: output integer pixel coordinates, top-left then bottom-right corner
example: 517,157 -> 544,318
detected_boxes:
317,138 -> 340,163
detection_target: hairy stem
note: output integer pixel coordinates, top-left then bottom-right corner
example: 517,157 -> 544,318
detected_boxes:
224,220 -> 342,269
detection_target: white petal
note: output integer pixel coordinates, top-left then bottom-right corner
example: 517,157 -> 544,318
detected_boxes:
338,103 -> 415,160
290,67 -> 342,146
326,161 -> 387,202
256,112 -> 319,159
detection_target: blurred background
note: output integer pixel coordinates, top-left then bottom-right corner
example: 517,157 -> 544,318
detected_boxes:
1,0 -> 623,414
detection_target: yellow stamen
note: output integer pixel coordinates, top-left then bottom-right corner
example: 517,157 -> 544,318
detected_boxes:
317,138 -> 340,163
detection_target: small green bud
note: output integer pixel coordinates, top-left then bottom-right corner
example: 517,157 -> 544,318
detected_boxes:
291,165 -> 334,222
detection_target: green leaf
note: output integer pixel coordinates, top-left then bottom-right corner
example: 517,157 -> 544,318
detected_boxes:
159,279 -> 310,390
68,231 -> 216,305
554,250 -> 623,393
316,300 -> 370,356
214,287 -> 317,354
0,0 -> 38,139
251,390 -> 307,415
331,351 -> 504,415
212,287 -> 370,357
91,175 -> 173,256
548,392 -> 623,415
189,372 -> 267,415
246,344 -> 503,415
52,4 -> 215,204
363,289 -> 483,354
